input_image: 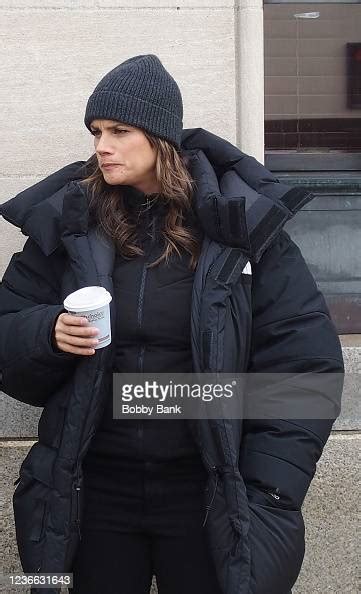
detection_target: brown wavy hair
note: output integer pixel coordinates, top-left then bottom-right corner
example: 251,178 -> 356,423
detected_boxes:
79,132 -> 202,270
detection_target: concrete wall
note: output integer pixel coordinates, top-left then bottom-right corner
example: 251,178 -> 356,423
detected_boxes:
0,1 -> 359,593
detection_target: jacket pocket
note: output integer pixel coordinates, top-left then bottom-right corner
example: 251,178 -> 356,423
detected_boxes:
13,472 -> 49,572
246,484 -> 299,511
248,502 -> 305,593
63,477 -> 83,571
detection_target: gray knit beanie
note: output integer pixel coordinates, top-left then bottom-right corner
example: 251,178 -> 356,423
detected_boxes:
84,54 -> 183,149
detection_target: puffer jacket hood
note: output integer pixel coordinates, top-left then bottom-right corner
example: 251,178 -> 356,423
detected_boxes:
0,127 -> 314,262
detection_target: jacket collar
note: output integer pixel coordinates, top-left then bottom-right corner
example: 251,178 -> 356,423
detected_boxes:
0,127 -> 315,262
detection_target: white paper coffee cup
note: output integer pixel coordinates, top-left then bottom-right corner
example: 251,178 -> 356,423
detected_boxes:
63,286 -> 112,349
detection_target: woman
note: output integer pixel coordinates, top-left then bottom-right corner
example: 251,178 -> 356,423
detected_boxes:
0,54 -> 344,594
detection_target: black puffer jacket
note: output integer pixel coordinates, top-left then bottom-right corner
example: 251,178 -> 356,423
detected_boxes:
0,127 -> 344,594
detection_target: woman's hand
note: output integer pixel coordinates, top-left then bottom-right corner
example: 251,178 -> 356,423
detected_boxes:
52,313 -> 100,355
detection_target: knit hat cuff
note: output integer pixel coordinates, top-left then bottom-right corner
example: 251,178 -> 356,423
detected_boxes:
84,90 -> 182,148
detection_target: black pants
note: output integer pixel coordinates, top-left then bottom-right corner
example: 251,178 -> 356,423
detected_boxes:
69,459 -> 222,594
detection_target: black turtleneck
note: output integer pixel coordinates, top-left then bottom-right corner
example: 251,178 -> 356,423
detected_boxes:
120,184 -> 203,245
110,183 -> 204,376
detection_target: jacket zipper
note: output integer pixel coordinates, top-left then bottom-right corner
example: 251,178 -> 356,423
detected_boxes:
69,343 -> 114,546
137,335 -> 146,371
136,258 -> 148,372
74,467 -> 82,541
136,201 -> 153,458
202,465 -> 220,527
212,194 -> 222,235
70,395 -> 98,545
137,198 -> 152,373
137,262 -> 148,329
247,484 -> 281,502
69,329 -> 105,546
267,489 -> 280,500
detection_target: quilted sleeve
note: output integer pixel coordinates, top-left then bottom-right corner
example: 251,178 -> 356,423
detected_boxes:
239,229 -> 344,593
0,237 -> 79,407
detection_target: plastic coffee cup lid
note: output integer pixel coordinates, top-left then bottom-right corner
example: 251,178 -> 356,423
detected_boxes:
64,286 -> 112,312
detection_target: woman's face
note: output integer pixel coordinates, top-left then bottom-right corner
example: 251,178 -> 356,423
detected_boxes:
90,119 -> 160,194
